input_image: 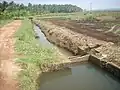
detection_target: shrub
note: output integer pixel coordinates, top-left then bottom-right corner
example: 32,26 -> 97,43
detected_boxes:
85,15 -> 96,22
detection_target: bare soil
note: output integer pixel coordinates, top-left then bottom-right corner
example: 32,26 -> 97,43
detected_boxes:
37,20 -> 120,67
0,20 -> 21,90
49,19 -> 120,43
36,20 -> 108,55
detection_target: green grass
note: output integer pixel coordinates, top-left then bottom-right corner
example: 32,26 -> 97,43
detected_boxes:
0,19 -> 13,27
34,12 -> 120,21
15,19 -> 57,90
34,12 -> 86,20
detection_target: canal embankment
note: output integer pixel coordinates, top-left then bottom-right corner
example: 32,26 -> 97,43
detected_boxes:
34,20 -> 120,79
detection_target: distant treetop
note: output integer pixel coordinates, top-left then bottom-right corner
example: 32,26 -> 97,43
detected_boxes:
0,1 -> 83,14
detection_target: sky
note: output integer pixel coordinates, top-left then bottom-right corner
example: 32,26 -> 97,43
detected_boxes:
1,0 -> 120,10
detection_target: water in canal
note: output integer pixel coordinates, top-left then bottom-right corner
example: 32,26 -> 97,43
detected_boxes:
34,25 -> 53,47
34,25 -> 120,90
34,25 -> 73,56
39,63 -> 120,90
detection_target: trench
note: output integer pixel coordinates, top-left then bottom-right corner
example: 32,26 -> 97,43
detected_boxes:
34,25 -> 120,90
34,25 -> 73,57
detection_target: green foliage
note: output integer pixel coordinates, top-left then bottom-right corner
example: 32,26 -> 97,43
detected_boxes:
15,19 -> 57,90
28,16 -> 33,20
35,12 -> 86,20
0,1 -> 9,12
0,1 -> 83,20
92,11 -> 120,20
0,19 -> 13,27
18,64 -> 40,90
0,1 -> 29,19
27,4 -> 82,14
85,15 -> 97,21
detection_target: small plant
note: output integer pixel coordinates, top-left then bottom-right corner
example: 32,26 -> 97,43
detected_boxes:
85,15 -> 96,22
13,17 -> 24,20
28,16 -> 33,20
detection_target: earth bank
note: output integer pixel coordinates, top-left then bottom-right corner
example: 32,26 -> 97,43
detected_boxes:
34,20 -> 120,78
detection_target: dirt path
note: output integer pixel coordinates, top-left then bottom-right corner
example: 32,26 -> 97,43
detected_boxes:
0,20 -> 21,90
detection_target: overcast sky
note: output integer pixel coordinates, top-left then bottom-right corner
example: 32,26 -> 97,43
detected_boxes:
1,0 -> 120,10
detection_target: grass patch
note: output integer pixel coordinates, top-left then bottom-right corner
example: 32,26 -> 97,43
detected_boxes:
0,19 -> 13,27
15,19 -> 57,90
34,12 -> 120,21
34,12 -> 86,20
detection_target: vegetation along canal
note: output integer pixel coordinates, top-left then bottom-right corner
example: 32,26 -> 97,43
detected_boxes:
34,25 -> 120,90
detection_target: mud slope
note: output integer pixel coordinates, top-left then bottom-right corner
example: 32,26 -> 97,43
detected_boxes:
0,20 -> 21,90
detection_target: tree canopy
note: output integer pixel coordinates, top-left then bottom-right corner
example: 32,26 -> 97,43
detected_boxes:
0,1 -> 83,19
27,4 -> 83,13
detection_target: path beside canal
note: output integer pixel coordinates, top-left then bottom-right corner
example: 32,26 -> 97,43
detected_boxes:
0,20 -> 21,90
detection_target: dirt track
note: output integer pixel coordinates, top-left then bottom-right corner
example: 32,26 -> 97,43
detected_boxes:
49,20 -> 120,43
0,20 -> 21,90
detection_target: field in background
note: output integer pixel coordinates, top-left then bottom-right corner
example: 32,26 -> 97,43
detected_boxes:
34,11 -> 120,43
34,11 -> 120,21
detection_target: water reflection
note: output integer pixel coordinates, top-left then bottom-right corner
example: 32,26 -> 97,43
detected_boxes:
40,68 -> 72,85
34,25 -> 53,47
40,63 -> 120,90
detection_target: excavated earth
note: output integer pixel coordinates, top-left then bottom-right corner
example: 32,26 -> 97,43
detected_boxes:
34,19 -> 120,78
47,19 -> 120,65
49,19 -> 120,43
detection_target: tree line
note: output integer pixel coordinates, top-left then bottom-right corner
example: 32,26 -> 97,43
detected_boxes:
0,1 -> 83,19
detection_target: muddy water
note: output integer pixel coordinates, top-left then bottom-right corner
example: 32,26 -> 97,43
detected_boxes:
39,63 -> 120,90
34,25 -> 73,56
